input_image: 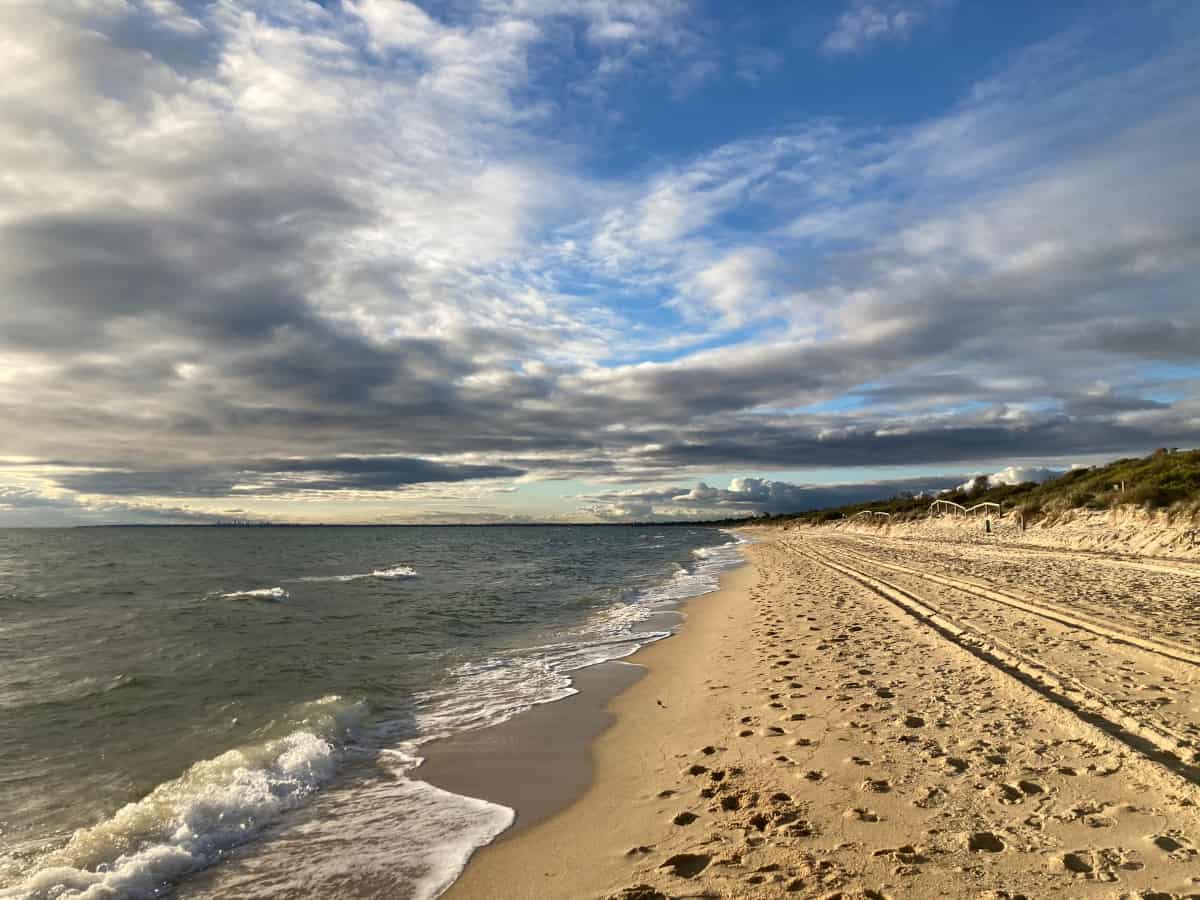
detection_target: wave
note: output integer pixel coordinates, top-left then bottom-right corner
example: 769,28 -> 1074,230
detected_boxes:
7,534 -> 746,900
217,587 -> 288,602
298,565 -> 417,583
406,531 -> 747,762
6,696 -> 364,900
0,673 -> 136,712
161,748 -> 514,900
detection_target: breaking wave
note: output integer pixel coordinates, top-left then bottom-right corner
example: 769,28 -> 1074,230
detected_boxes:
299,565 -> 417,583
217,587 -> 288,602
6,696 -> 364,900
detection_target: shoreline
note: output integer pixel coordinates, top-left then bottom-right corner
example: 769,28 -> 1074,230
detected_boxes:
436,542 -> 759,899
416,659 -> 648,841
413,540 -> 751,847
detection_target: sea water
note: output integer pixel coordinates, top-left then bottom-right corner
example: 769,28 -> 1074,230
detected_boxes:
0,525 -> 745,899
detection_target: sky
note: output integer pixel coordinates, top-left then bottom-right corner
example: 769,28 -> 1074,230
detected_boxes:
1,0 -> 1198,525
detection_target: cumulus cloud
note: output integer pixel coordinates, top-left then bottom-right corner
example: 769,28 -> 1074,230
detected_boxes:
955,466 -> 1063,493
582,474 -> 964,520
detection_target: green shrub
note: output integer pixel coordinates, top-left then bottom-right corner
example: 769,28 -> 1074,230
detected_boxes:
1068,490 -> 1095,507
787,448 -> 1199,526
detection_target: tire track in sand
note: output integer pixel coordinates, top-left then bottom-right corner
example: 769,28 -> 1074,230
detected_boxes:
806,539 -> 1200,668
784,538 -> 1200,788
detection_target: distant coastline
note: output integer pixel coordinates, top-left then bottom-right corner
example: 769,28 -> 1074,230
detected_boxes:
69,518 -> 759,528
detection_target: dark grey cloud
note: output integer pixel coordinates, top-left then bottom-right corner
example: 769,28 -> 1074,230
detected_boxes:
49,457 -> 525,498
639,414 -> 1200,472
1073,319 -> 1200,361
0,486 -> 229,526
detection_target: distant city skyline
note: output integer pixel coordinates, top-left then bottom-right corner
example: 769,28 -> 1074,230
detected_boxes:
1,0 -> 1198,524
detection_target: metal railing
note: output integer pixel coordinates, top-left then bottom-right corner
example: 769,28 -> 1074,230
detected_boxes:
965,502 -> 1001,516
928,499 -> 966,517
849,510 -> 892,522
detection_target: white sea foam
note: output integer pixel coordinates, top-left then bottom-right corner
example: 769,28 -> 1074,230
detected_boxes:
6,695 -> 363,900
7,534 -> 746,900
163,749 -> 513,900
406,531 -> 747,760
298,564 -> 417,583
217,586 -> 288,602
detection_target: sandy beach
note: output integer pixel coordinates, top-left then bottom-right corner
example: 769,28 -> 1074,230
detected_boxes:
438,525 -> 1200,899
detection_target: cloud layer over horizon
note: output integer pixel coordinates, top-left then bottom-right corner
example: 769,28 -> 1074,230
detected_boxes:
1,0 -> 1198,524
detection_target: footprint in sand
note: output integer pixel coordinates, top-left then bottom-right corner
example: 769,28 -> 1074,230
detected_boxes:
996,784 -> 1025,805
1060,847 -> 1144,881
658,853 -> 711,878
608,886 -> 666,900
966,832 -> 1006,853
873,845 -> 929,865
913,786 -> 947,808
1151,832 -> 1198,859
845,807 -> 881,822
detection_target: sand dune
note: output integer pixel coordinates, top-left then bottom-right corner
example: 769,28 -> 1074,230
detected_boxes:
446,528 -> 1200,899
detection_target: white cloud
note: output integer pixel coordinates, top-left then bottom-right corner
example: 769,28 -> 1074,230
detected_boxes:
348,0 -> 442,51
823,0 -> 951,57
587,20 -> 638,43
956,466 -> 1062,492
581,473 -> 967,519
685,247 -> 777,326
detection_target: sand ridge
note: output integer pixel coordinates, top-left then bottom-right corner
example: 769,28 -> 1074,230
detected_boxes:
444,530 -> 1200,899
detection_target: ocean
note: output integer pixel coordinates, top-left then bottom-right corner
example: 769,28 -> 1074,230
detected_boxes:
0,525 -> 745,899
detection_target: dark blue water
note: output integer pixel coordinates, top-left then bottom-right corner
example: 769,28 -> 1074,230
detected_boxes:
0,525 -> 744,899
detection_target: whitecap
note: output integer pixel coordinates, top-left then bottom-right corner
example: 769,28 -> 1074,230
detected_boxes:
217,587 -> 288,602
298,565 -> 417,583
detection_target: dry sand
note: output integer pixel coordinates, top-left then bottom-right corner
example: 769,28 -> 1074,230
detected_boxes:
441,528 -> 1200,899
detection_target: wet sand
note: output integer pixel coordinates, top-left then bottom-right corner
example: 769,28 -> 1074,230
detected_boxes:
417,660 -> 646,837
441,528 -> 1200,899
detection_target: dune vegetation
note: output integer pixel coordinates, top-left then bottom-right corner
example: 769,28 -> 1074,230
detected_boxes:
776,447 -> 1200,526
